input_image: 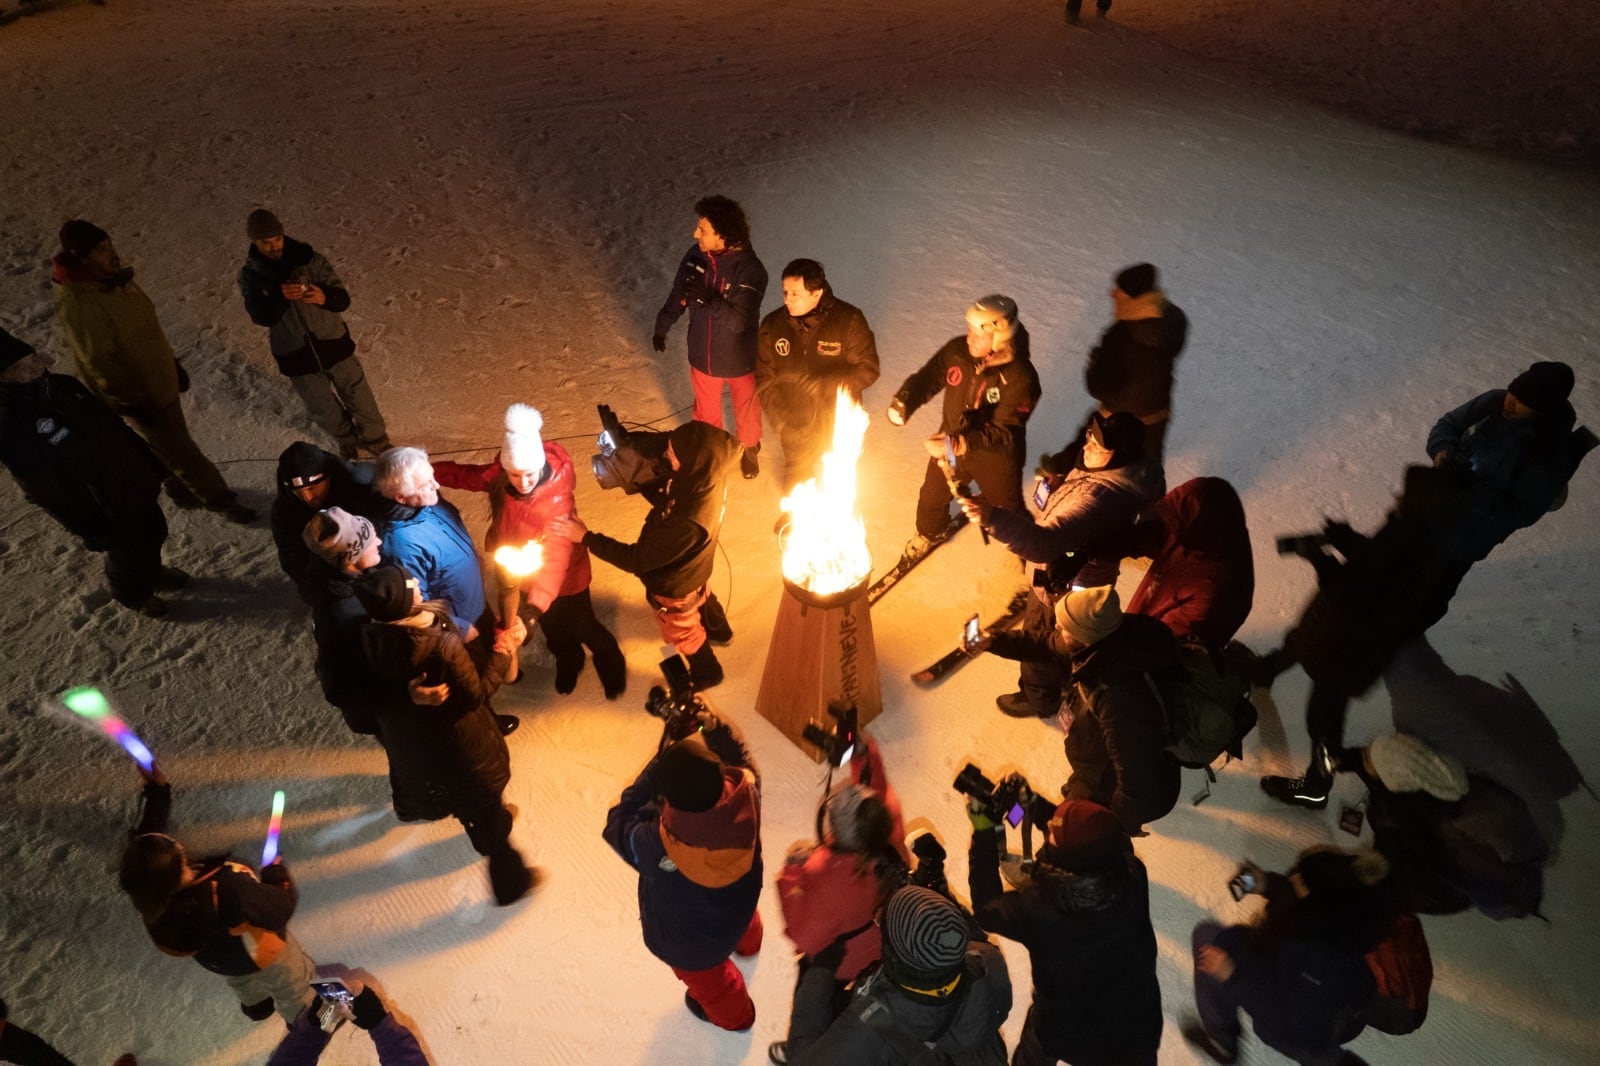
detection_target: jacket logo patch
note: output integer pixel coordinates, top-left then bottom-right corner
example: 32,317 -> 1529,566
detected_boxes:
36,418 -> 56,436
817,341 -> 842,357
985,386 -> 1001,404
658,856 -> 678,872
946,367 -> 963,387
774,338 -> 791,358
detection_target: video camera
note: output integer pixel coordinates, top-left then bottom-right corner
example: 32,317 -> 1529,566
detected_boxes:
907,832 -> 950,897
591,404 -> 663,495
954,763 -> 1054,831
645,651 -> 705,744
802,702 -> 859,768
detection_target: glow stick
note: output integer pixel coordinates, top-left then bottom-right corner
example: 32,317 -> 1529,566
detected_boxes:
262,790 -> 286,867
59,686 -> 156,772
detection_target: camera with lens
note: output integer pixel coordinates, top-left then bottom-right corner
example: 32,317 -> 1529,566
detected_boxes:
954,763 -> 1054,830
802,702 -> 859,768
906,832 -> 950,897
590,404 -> 666,495
1275,532 -> 1330,557
644,651 -> 704,742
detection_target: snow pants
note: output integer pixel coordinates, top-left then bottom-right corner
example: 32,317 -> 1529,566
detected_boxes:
533,587 -> 626,690
670,910 -> 764,1031
1016,594 -> 1065,718
222,930 -> 317,1023
1011,1002 -> 1157,1066
124,398 -> 229,505
915,451 -> 1023,538
690,366 -> 762,448
288,355 -> 391,457
650,585 -> 709,656
100,487 -> 168,606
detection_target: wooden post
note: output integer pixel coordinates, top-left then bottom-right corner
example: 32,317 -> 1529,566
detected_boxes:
755,586 -> 883,760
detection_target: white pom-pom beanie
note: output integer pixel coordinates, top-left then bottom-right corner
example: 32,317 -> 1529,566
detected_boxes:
503,404 -> 546,476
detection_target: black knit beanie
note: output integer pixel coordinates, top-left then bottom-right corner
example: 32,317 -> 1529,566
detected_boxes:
353,565 -> 418,622
1114,262 -> 1157,298
59,219 -> 110,258
1507,361 -> 1574,415
1089,411 -> 1146,468
277,441 -> 333,488
247,208 -> 285,241
656,735 -> 724,812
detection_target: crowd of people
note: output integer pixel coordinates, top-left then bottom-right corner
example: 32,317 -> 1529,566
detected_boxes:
0,191 -> 1591,1065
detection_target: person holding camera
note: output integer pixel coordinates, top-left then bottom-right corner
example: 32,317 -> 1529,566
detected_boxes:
768,736 -> 908,1064
1185,847 -> 1396,1066
118,767 -> 316,1025
964,410 -> 1163,719
602,709 -> 764,1031
237,209 -> 392,462
968,796 -> 1162,1066
353,564 -> 536,905
652,194 -> 768,479
51,220 -> 256,523
267,974 -> 426,1066
886,294 -> 1041,566
1,327 -> 184,619
551,420 -> 742,690
783,884 -> 1013,1064
755,258 -> 880,491
986,586 -> 1182,834
433,403 -> 626,699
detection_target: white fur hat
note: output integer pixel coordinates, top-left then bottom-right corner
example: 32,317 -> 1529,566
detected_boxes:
503,404 -> 546,476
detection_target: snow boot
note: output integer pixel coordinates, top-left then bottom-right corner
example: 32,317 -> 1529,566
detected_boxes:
487,846 -> 535,905
1261,745 -> 1334,809
996,692 -> 1036,718
1181,1022 -> 1238,1064
701,592 -> 734,645
595,648 -> 627,700
496,714 -> 521,737
687,644 -> 724,690
741,443 -> 760,480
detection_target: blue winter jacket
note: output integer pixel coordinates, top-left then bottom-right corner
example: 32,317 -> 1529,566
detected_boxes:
376,497 -> 487,635
654,244 -> 768,378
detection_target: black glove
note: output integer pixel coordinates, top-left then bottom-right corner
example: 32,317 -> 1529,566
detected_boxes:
240,997 -> 275,1022
651,334 -> 666,353
260,861 -> 292,887
683,274 -> 713,306
175,360 -> 190,393
351,986 -> 388,1030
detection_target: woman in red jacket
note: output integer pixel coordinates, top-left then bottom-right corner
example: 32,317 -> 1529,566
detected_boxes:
433,404 -> 626,698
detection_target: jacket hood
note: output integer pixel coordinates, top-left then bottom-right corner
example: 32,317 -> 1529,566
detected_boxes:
1158,476 -> 1250,555
666,421 -> 742,502
658,767 -> 760,888
51,252 -> 130,288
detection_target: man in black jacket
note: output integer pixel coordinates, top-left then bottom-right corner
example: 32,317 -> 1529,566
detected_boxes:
887,295 -> 1041,564
270,440 -> 376,603
0,327 -> 185,617
238,209 -> 391,460
1083,263 -> 1188,464
551,420 -> 742,689
969,797 -> 1162,1066
756,258 -> 880,491
653,195 -> 768,479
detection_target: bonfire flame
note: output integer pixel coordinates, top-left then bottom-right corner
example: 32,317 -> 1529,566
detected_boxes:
493,540 -> 545,578
780,389 -> 872,595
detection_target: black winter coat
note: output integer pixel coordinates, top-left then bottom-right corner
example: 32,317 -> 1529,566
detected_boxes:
756,289 -> 880,422
969,828 -> 1162,1061
358,606 -> 512,820
1084,299 -> 1188,419
654,244 -> 768,378
270,448 -> 375,603
893,329 -> 1041,472
0,370 -> 163,543
304,558 -> 382,735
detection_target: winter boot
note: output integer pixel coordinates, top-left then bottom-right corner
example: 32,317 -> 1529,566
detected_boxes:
164,480 -> 203,509
687,643 -> 724,690
496,714 -> 521,737
996,692 -> 1036,718
1260,744 -> 1334,809
153,566 -> 191,591
594,647 -> 628,700
740,443 -> 760,480
701,592 -> 734,645
1181,1022 -> 1238,1064
487,845 -> 536,905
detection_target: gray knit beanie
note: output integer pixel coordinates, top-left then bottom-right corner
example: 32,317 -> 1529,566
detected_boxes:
883,886 -> 969,986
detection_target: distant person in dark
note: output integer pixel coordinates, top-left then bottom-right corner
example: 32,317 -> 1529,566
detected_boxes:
965,411 -> 1162,719
270,441 -> 374,603
969,797 -> 1162,1066
653,195 -> 768,479
887,294 -> 1041,566
550,421 -> 742,690
433,403 -> 626,699
755,257 -> 880,490
1,327 -> 187,618
51,220 -> 256,523
354,564 -> 535,905
237,209 -> 392,460
119,767 -> 315,1024
603,710 -> 764,1032
1184,847 -> 1395,1066
784,885 -> 1013,1063
1082,262 -> 1188,463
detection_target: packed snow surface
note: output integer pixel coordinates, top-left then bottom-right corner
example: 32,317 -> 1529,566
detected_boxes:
2,1 -> 1597,1063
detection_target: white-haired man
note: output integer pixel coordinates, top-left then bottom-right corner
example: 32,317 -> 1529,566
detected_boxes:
371,446 -> 490,644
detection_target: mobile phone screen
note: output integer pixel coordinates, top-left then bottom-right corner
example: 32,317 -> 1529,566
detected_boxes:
962,614 -> 980,650
1032,478 -> 1050,510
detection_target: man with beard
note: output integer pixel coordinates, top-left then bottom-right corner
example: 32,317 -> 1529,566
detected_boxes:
756,258 -> 879,491
52,220 -> 256,523
238,209 -> 391,460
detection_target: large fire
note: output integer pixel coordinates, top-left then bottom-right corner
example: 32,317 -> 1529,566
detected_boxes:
779,388 -> 872,595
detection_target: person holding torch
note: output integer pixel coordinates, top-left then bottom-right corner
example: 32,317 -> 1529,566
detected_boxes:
433,404 -> 626,698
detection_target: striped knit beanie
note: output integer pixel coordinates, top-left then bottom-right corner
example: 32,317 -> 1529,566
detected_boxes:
883,886 -> 969,987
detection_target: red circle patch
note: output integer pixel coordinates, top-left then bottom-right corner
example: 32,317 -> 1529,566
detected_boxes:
945,366 -> 963,387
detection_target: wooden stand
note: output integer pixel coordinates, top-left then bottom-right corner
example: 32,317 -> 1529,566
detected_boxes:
755,585 -> 883,760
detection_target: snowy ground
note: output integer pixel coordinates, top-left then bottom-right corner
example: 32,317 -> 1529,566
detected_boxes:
2,1 -> 1598,1063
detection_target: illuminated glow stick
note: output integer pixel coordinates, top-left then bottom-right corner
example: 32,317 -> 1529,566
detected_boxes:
59,686 -> 156,772
262,790 -> 286,867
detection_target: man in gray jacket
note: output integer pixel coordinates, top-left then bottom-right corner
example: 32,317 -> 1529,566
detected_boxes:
238,209 -> 391,460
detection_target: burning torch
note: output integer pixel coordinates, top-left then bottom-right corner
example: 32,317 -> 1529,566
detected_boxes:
935,436 -> 989,545
492,540 -> 544,681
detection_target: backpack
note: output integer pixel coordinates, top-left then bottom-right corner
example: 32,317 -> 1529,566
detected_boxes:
1361,912 -> 1432,1035
1153,641 -> 1257,769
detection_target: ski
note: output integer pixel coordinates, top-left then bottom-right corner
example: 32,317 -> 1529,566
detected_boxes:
866,512 -> 968,606
911,589 -> 1032,687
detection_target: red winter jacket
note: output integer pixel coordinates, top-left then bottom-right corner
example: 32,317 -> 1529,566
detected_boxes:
433,441 -> 591,612
1124,477 -> 1254,653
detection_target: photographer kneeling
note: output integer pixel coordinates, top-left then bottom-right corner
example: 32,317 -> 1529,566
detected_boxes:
969,794 -> 1162,1066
